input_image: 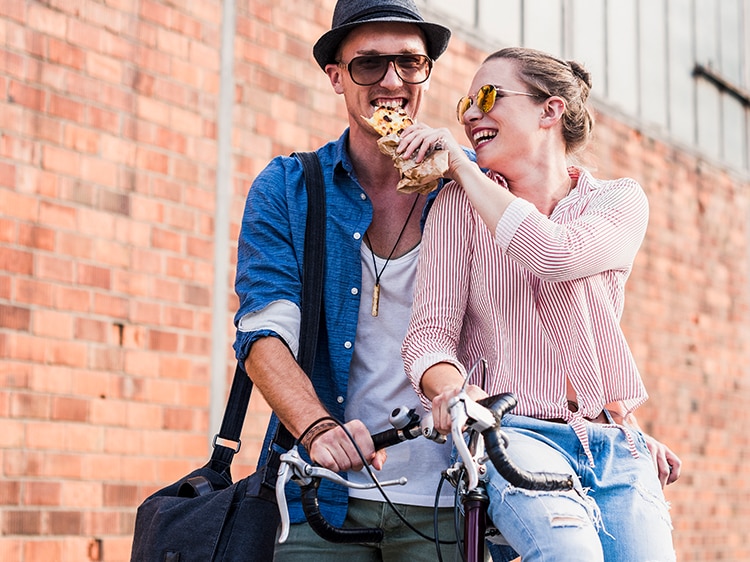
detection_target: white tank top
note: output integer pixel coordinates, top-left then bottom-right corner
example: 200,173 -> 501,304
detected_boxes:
346,243 -> 454,507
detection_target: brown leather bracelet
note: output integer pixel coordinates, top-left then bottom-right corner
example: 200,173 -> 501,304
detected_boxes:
300,420 -> 338,452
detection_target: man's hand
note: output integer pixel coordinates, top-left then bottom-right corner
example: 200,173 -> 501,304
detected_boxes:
306,419 -> 388,473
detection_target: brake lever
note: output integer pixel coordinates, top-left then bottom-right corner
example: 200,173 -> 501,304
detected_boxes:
277,448 -> 302,543
449,391 -> 497,491
276,447 -> 408,544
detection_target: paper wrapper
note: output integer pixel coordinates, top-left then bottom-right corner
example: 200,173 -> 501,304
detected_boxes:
377,134 -> 449,194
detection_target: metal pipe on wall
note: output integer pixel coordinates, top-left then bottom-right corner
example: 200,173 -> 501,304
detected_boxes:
209,0 -> 236,447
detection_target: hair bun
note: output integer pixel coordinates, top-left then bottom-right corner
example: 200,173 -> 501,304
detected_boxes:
568,60 -> 592,89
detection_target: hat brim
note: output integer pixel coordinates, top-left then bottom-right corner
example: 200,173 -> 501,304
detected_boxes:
313,18 -> 451,70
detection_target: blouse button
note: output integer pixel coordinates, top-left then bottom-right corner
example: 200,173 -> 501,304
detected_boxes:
353,232 -> 361,240
344,341 -> 352,349
351,287 -> 359,295
337,396 -> 344,404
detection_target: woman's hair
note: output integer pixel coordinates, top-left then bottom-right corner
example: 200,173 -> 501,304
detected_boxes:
484,47 -> 594,154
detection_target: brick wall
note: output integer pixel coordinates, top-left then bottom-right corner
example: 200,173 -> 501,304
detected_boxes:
1,0 -> 748,560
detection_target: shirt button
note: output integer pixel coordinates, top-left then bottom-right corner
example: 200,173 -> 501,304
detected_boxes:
351,287 -> 359,295
353,232 -> 361,240
337,396 -> 344,404
360,193 -> 367,200
344,341 -> 352,349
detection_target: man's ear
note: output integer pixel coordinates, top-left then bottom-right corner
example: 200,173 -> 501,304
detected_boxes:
540,96 -> 565,128
325,63 -> 345,94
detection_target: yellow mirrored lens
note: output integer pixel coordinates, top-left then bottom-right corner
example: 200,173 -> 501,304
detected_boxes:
457,96 -> 472,122
477,85 -> 497,113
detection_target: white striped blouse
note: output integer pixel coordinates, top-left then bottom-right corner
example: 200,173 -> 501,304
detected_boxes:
402,167 -> 649,463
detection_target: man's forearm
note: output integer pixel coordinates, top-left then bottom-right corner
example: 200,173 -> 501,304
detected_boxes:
244,336 -> 330,439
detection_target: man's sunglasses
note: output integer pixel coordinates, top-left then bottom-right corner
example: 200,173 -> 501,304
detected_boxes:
456,84 -> 539,123
338,54 -> 433,86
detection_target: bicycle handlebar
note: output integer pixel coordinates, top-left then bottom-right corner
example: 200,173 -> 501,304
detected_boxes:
300,478 -> 384,543
278,394 -> 572,545
476,393 -> 574,492
276,407 -> 430,545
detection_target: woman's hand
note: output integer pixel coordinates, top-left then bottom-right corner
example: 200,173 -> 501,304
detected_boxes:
430,383 -> 488,435
642,433 -> 682,487
397,123 -> 474,181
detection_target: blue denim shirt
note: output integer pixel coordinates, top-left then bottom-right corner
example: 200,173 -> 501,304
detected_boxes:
233,129 -> 467,527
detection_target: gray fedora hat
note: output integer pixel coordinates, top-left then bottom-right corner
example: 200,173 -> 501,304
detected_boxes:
313,0 -> 451,70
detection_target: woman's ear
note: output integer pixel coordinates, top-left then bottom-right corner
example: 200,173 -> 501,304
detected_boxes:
539,96 -> 565,128
325,63 -> 345,94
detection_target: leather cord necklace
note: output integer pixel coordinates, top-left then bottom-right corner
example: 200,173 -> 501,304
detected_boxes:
363,194 -> 420,317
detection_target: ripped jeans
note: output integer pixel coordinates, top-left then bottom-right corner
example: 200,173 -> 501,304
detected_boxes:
484,414 -> 675,562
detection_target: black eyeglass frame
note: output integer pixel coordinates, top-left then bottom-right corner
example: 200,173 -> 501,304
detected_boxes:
337,54 -> 433,86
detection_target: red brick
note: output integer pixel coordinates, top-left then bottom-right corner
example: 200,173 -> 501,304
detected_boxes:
185,284 -> 209,306
57,232 -> 93,259
23,541 -> 62,562
147,329 -> 178,352
42,199 -> 80,231
54,285 -> 92,313
41,145 -> 82,176
0,134 -> 36,164
46,339 -> 88,368
91,295 -> 127,320
0,0 -> 26,21
0,305 -> 31,331
51,397 -> 89,423
31,309 -> 74,339
44,452 -> 82,476
0,248 -> 33,275
27,2 -> 67,36
47,36 -> 85,69
76,264 -> 111,290
23,482 -> 61,507
7,81 -> 45,111
35,254 -> 74,283
0,161 -> 15,187
47,511 -> 83,535
151,227 -> 181,251
2,511 -> 41,535
163,306 -> 193,330
87,106 -> 120,133
17,224 -> 55,251
0,481 -> 21,505
135,146 -> 169,174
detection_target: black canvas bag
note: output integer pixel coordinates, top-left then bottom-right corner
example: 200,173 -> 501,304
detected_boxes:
130,151 -> 326,561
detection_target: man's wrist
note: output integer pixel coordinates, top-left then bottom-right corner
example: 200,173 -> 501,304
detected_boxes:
300,420 -> 338,451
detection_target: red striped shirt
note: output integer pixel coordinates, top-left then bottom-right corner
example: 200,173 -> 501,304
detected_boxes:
402,168 -> 649,462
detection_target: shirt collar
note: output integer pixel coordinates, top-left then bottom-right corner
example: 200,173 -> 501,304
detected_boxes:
333,129 -> 354,176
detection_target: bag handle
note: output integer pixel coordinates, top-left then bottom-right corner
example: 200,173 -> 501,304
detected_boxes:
209,151 -> 326,475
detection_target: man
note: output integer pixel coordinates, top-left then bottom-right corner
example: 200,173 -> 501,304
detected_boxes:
233,0 -> 458,559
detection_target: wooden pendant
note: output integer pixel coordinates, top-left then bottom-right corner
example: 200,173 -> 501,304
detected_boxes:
371,283 -> 380,317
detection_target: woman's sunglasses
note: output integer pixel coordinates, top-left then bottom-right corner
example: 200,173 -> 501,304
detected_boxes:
456,84 -> 538,123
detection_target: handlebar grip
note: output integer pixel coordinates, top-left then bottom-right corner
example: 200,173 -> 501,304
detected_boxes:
300,480 -> 384,544
477,392 -> 518,419
370,427 -> 404,451
483,427 -> 574,491
477,393 -> 573,491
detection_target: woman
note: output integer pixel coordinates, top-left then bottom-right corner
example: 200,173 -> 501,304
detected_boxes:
399,47 -> 681,561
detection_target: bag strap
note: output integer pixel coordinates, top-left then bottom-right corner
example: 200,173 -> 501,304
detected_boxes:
209,151 -> 326,476
259,151 -> 326,484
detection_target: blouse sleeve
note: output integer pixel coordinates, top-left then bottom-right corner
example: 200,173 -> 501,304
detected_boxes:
401,182 -> 475,408
495,176 -> 649,282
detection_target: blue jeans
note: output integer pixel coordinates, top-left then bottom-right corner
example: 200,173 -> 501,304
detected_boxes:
484,414 -> 675,562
